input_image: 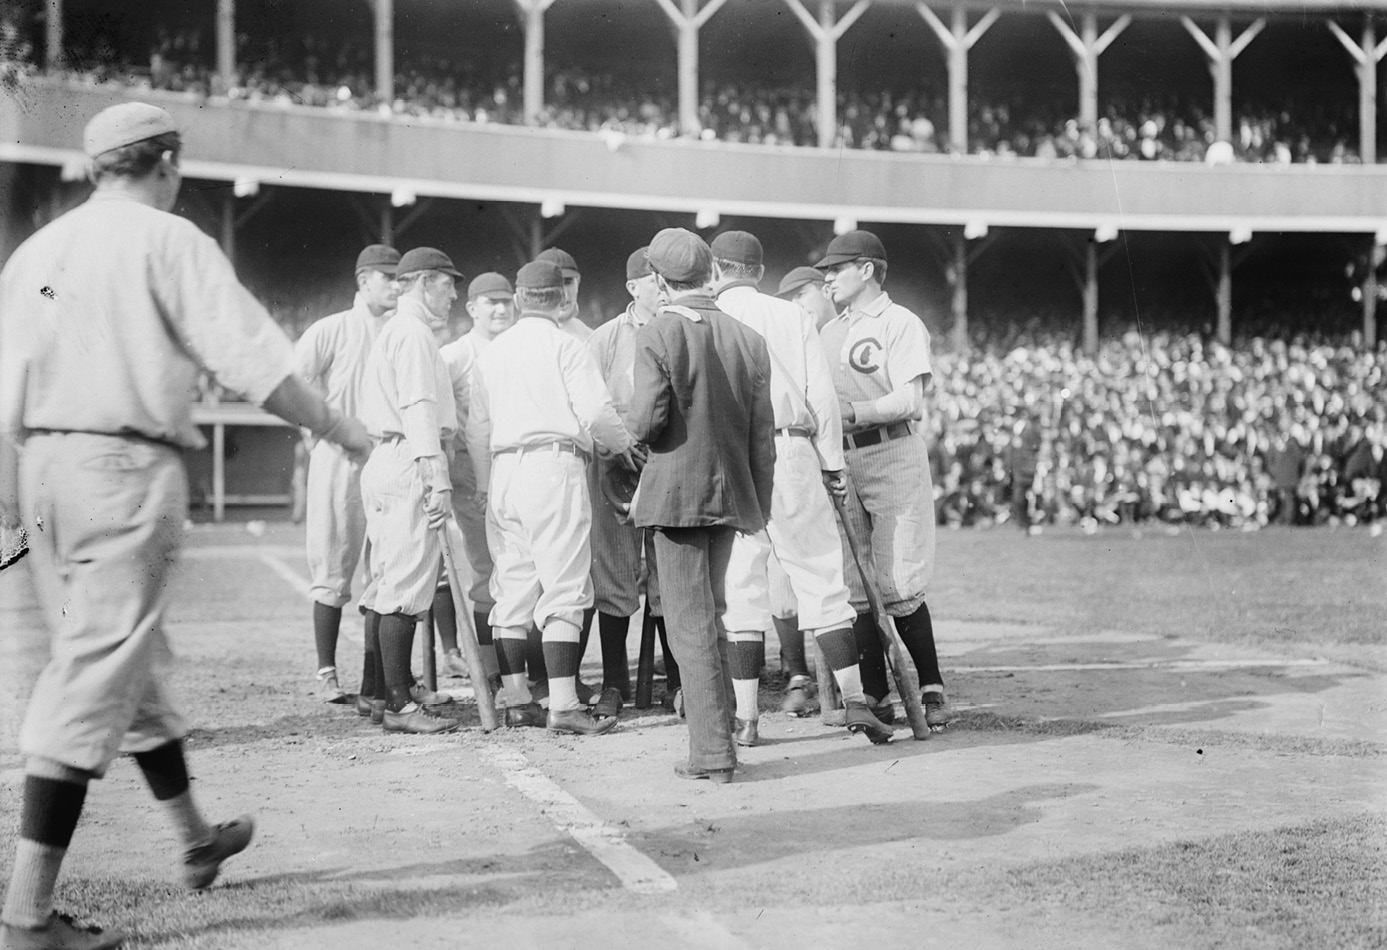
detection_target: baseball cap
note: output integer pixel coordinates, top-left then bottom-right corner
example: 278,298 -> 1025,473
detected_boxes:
709,230 -> 763,266
468,272 -> 514,299
814,229 -> 888,269
516,260 -> 565,290
626,247 -> 652,281
83,102 -> 179,158
396,247 -> 463,280
535,247 -> 580,278
776,266 -> 825,299
646,228 -> 712,283
355,244 -> 400,275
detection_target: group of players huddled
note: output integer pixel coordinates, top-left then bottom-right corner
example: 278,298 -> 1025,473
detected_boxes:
299,222 -> 954,780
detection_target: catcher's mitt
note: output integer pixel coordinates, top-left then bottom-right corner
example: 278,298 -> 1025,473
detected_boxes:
0,523 -> 29,572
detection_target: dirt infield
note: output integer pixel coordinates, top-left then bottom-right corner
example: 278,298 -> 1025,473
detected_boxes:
1,522 -> 1384,949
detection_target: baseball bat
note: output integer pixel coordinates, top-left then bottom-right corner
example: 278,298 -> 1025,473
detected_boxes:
634,601 -> 656,709
437,520 -> 500,732
420,608 -> 437,694
831,493 -> 930,741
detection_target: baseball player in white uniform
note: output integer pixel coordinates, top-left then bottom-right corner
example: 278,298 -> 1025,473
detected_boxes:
817,230 -> 949,728
711,231 -> 892,746
466,260 -> 639,735
435,272 -> 516,685
0,102 -> 372,948
777,266 -> 838,331
358,247 -> 463,736
295,244 -> 399,705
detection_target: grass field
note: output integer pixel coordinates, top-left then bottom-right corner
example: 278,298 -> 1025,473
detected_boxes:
0,522 -> 1382,949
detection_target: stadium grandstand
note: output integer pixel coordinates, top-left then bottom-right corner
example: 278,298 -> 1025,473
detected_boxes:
1,0 -> 1383,529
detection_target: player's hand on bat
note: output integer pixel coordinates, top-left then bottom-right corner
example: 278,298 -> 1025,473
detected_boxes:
615,445 -> 644,473
822,469 -> 848,502
423,486 -> 453,529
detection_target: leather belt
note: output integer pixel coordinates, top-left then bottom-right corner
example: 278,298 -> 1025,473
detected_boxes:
27,428 -> 184,452
843,420 -> 913,451
494,440 -> 591,464
776,426 -> 814,439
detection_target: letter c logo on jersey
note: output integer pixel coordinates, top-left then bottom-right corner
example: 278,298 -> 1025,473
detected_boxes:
848,338 -> 884,375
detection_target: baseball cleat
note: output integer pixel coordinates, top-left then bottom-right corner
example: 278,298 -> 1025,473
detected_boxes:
866,695 -> 897,726
317,670 -> 350,704
354,693 -> 376,718
844,700 -> 894,744
922,690 -> 950,732
733,717 -> 759,747
780,676 -> 814,716
441,649 -> 470,679
547,708 -> 617,736
409,682 -> 453,706
183,815 -> 255,890
383,703 -> 459,735
819,707 -> 847,727
503,702 -> 546,728
0,911 -> 125,950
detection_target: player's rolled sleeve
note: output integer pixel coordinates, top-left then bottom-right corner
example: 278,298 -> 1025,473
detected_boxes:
155,221 -> 295,405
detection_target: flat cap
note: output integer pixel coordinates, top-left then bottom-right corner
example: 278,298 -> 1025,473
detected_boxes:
468,272 -> 514,299
709,230 -> 763,266
516,260 -> 565,290
647,228 -> 712,283
776,266 -> 825,299
355,244 -> 400,274
535,247 -> 580,278
815,229 -> 887,269
396,247 -> 463,280
626,247 -> 652,281
83,102 -> 179,158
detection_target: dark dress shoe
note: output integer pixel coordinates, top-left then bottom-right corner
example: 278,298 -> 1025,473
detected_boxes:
504,702 -> 546,728
382,704 -> 459,735
674,761 -> 734,783
844,699 -> 894,744
355,694 -> 376,718
734,718 -> 759,747
547,708 -> 617,736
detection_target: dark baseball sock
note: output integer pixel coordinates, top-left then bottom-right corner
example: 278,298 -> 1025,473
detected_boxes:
17,776 -> 87,849
655,616 -> 680,689
496,634 -> 528,678
526,626 -> 548,682
360,609 -> 382,700
433,586 -> 458,654
312,602 -> 342,671
774,614 -> 809,678
132,740 -> 190,800
895,601 -> 944,689
853,612 -> 890,701
728,639 -> 764,680
814,626 -> 859,671
473,610 -> 494,646
598,612 -> 632,696
378,612 -> 418,712
542,638 -> 584,680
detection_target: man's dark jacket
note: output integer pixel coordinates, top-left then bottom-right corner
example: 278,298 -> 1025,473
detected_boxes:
628,294 -> 775,532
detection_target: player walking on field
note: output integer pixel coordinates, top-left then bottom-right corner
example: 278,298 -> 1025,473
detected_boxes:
295,243 -> 401,704
817,230 -> 950,728
710,230 -> 893,746
357,247 -> 463,736
0,102 -> 372,950
466,260 -> 639,735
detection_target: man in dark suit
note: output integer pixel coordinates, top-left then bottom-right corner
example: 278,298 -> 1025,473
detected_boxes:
628,228 -> 776,784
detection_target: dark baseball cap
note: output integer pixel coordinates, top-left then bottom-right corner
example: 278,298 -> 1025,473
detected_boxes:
626,247 -> 652,281
647,228 -> 712,283
468,272 -> 514,299
355,244 -> 400,275
815,229 -> 888,269
709,230 -> 763,266
83,102 -> 178,157
516,260 -> 565,290
776,266 -> 825,299
535,247 -> 580,278
396,247 -> 463,280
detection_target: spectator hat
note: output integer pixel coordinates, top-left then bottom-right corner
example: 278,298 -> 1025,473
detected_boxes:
776,266 -> 825,299
355,244 -> 400,275
396,248 -> 463,280
468,272 -> 514,300
709,230 -> 763,266
535,247 -> 580,278
626,247 -> 653,281
815,229 -> 887,269
646,228 -> 712,283
83,102 -> 179,158
516,260 -> 565,290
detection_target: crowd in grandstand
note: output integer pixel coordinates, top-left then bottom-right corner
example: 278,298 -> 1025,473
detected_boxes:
1,17 -> 1366,164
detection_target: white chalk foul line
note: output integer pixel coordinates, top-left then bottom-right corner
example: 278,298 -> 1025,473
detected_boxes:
951,658 -> 1330,673
482,745 -> 679,895
258,552 -> 312,600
